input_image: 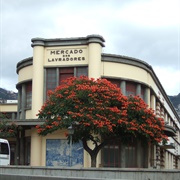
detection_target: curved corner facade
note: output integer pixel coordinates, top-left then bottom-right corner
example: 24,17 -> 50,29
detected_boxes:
14,35 -> 180,168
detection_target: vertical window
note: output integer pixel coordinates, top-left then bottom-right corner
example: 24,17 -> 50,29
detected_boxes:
141,86 -> 145,100
19,88 -> 22,110
125,142 -> 137,167
126,82 -> 136,96
76,67 -> 88,77
103,140 -> 121,167
26,82 -> 32,109
106,79 -> 120,87
46,68 -> 57,93
59,68 -> 74,85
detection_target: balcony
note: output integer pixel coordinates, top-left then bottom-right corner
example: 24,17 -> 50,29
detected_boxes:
163,143 -> 175,149
160,142 -> 175,149
164,124 -> 176,137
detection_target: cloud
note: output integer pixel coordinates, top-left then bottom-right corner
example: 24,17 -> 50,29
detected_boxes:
154,66 -> 180,96
0,0 -> 179,95
116,0 -> 180,27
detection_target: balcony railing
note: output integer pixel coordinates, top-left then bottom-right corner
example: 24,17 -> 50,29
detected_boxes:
164,125 -> 176,137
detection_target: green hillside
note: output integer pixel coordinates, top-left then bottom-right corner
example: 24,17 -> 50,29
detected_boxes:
0,88 -> 18,101
169,93 -> 180,109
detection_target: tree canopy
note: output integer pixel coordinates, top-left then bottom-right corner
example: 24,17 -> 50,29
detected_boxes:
0,112 -> 18,138
36,76 -> 168,167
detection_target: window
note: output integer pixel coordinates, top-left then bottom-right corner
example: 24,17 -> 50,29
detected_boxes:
59,68 -> 74,85
46,68 -> 57,93
76,67 -> 88,77
106,79 -> 120,87
141,86 -> 145,100
45,67 -> 88,99
0,142 -> 9,155
124,143 -> 137,167
26,82 -> 32,108
126,82 -> 136,96
103,140 -> 121,167
102,138 -> 148,168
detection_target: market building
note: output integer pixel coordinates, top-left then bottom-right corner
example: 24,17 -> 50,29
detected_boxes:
1,35 -> 180,168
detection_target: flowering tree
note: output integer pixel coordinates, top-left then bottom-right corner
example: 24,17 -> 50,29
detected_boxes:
122,96 -> 168,144
36,76 -> 167,167
0,112 -> 18,138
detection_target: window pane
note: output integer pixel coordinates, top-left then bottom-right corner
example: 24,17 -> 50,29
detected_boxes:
59,68 -> 74,85
126,82 -> 136,96
102,139 -> 147,168
46,68 -> 57,92
0,143 -> 9,155
60,68 -> 74,74
106,79 -> 120,87
125,144 -> 137,167
26,82 -> 32,108
102,140 -> 121,167
76,67 -> 88,77
141,86 -> 145,100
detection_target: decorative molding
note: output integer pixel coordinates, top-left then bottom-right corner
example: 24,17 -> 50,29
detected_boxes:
31,34 -> 105,47
16,57 -> 33,73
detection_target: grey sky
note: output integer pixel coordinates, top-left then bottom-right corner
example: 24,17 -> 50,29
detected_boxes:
0,0 -> 180,95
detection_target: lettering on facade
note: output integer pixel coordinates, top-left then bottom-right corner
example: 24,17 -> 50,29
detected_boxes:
47,48 -> 86,62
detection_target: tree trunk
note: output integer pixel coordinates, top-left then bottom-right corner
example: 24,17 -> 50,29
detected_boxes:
90,152 -> 98,167
82,137 -> 107,167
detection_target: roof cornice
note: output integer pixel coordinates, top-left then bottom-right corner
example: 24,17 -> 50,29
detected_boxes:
31,34 -> 105,47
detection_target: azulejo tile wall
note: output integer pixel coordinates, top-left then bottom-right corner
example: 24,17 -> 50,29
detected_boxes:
46,139 -> 83,167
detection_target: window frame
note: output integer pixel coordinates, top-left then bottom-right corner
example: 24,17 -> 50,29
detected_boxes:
25,82 -> 32,109
101,138 -> 148,168
44,66 -> 88,100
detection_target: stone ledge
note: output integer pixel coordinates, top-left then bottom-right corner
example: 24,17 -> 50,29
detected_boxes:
0,174 -> 131,180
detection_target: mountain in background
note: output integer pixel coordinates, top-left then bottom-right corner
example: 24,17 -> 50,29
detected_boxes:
0,87 -> 18,102
169,93 -> 180,109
